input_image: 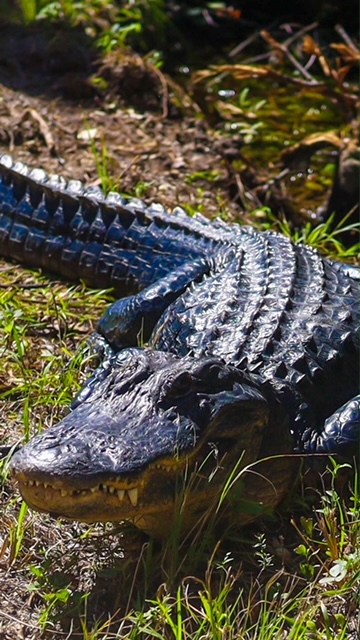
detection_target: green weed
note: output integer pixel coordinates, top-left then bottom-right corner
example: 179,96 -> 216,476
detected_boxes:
261,210 -> 359,260
186,169 -> 223,185
5,0 -> 170,57
89,137 -> 119,194
8,500 -> 29,563
13,0 -> 49,23
134,180 -> 155,199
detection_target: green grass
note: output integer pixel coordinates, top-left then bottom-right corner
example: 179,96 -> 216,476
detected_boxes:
6,0 -> 171,53
260,209 -> 359,261
0,259 -> 358,639
0,2 -> 359,637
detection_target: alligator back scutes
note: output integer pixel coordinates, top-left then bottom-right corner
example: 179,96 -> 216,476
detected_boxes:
151,230 -> 294,361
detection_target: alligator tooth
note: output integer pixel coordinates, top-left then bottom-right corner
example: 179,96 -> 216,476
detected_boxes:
108,486 -> 115,494
43,483 -> 49,489
61,489 -> 68,497
117,489 -> 125,502
128,488 -> 138,507
28,480 -> 35,487
90,486 -> 98,493
80,490 -> 87,496
35,481 -> 41,487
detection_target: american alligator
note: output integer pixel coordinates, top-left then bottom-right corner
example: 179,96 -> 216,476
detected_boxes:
1,154 -> 358,537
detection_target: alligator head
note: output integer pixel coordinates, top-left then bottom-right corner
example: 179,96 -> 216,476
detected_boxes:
11,348 -> 277,536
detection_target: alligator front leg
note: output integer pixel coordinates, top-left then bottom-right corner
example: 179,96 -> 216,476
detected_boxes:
72,257 -> 213,407
96,257 -> 213,350
303,395 -> 359,455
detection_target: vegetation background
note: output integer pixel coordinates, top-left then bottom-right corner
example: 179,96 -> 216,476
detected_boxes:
0,1 -> 358,638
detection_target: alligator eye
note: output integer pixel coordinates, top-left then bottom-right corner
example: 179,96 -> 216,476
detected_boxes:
207,364 -> 224,379
167,372 -> 193,398
193,362 -> 225,385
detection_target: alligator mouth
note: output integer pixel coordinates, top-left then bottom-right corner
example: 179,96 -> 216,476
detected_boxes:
14,459 -> 189,526
11,389 -> 270,534
20,479 -> 140,506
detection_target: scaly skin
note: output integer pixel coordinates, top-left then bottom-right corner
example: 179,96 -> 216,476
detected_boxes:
0,154 -> 358,535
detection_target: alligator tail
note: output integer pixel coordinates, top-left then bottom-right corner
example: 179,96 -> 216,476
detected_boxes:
0,154 -> 224,295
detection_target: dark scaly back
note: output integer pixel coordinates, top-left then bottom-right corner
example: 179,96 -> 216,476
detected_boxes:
151,229 -> 359,445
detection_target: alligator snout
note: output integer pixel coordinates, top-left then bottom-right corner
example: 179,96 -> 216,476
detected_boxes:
10,348 -> 276,535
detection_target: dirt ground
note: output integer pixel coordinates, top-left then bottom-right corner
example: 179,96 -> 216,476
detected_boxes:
0,22 -> 250,223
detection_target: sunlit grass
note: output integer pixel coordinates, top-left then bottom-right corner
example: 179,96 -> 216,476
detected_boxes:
0,2 -> 358,637
259,209 -> 359,260
0,152 -> 358,640
0,268 -> 357,637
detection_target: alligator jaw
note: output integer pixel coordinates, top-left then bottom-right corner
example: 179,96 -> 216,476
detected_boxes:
13,456 -> 219,534
12,416 -> 267,535
17,483 -> 168,538
10,350 -> 273,535
16,476 -> 142,520
12,457 -> 182,526
12,422 -> 268,536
